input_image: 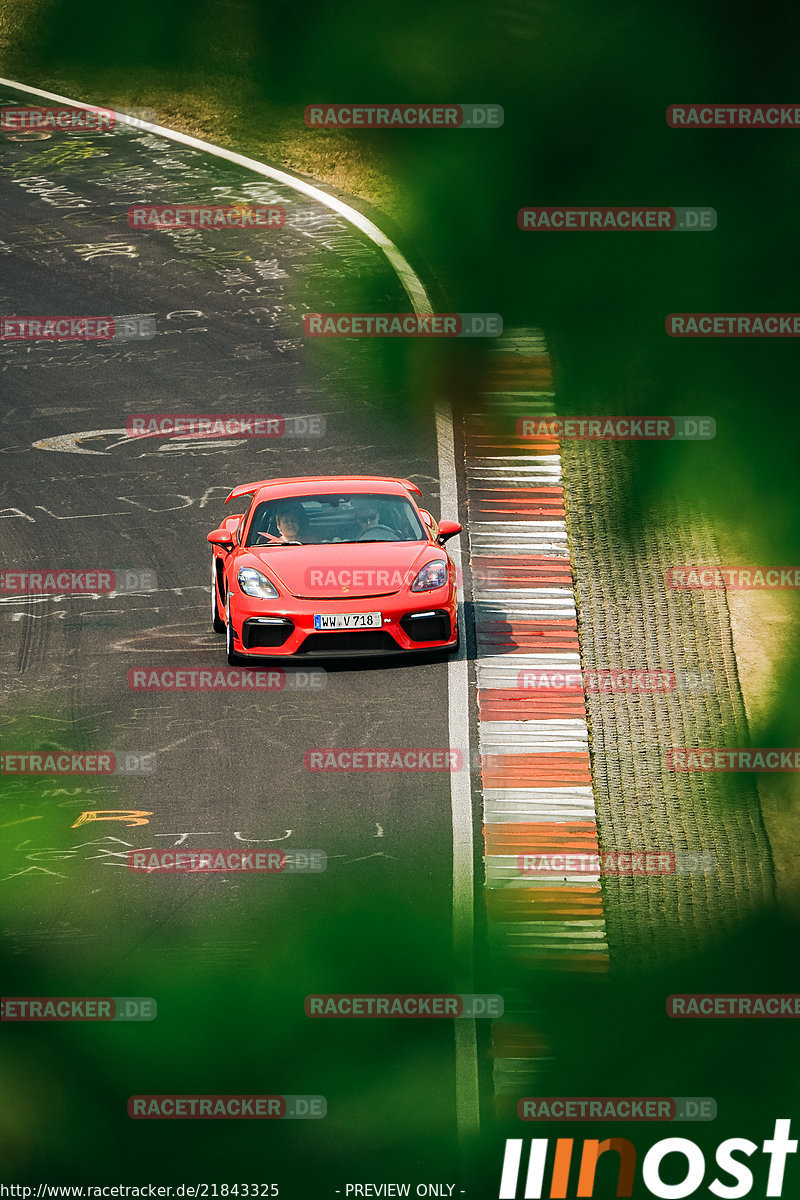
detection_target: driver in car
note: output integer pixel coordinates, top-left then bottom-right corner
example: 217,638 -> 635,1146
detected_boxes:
326,498 -> 404,542
353,500 -> 381,536
351,499 -> 406,541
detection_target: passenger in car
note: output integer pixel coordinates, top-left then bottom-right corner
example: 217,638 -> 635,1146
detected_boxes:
275,502 -> 313,543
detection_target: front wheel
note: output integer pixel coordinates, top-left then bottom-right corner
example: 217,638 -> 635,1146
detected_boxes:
226,598 -> 245,665
212,561 -> 225,633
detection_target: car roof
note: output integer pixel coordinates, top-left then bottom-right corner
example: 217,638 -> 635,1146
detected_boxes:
226,475 -> 422,506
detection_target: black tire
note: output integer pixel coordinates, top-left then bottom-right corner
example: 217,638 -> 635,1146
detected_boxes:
212,561 -> 225,633
226,598 -> 245,665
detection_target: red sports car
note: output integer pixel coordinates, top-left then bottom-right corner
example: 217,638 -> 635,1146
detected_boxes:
207,476 -> 462,661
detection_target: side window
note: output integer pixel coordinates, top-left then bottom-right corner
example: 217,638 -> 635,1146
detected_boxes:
236,496 -> 254,545
245,501 -> 275,545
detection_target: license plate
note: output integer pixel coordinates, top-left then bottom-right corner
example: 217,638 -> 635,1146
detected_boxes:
313,612 -> 382,631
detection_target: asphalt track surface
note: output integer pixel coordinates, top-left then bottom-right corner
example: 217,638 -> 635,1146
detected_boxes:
0,89 -> 479,1180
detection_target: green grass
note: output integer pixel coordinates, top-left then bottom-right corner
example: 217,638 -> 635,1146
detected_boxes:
0,0 -> 394,211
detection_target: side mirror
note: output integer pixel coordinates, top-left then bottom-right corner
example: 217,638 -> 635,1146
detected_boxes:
437,520 -> 462,544
207,528 -> 235,549
418,509 -> 439,538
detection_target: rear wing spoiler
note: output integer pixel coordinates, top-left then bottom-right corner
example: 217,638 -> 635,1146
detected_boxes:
225,480 -> 271,504
225,477 -> 421,504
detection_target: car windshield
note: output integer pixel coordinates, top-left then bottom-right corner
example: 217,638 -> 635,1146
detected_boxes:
244,493 -> 427,547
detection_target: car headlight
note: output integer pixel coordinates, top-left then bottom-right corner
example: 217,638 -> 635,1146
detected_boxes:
238,567 -> 279,599
411,559 -> 449,592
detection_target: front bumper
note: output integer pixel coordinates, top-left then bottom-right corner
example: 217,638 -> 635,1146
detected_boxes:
229,591 -> 457,658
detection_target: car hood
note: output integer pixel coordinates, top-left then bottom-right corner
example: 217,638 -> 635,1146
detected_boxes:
247,542 -> 437,599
